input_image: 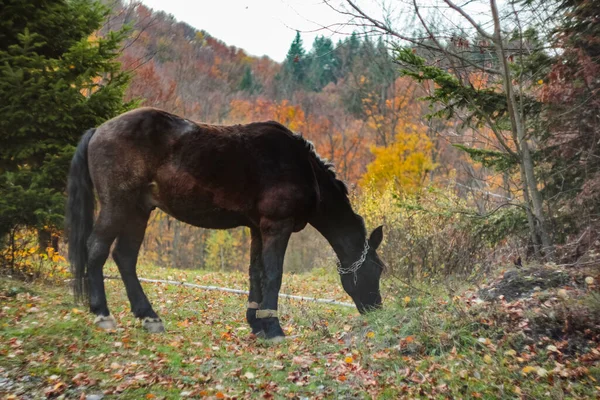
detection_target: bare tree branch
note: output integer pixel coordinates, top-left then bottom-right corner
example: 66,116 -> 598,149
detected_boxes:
442,0 -> 494,40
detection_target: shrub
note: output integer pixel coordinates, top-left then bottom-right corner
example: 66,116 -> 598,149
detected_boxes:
355,183 -> 491,282
0,227 -> 68,282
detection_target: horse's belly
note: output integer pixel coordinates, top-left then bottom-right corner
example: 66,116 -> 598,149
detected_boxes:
150,173 -> 252,229
161,205 -> 250,229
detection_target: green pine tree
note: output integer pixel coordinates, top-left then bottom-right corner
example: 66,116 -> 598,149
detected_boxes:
0,0 -> 133,247
278,31 -> 307,94
238,65 -> 261,94
334,32 -> 361,79
306,36 -> 339,91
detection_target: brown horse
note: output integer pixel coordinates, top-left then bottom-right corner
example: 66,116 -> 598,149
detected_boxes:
66,107 -> 384,341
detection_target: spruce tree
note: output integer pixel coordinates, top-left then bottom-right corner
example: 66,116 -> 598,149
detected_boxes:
279,31 -> 307,93
0,0 -> 132,247
239,65 -> 260,94
306,36 -> 339,91
335,32 -> 360,79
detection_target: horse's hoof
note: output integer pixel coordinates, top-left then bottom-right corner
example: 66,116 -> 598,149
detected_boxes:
262,316 -> 285,340
266,335 -> 285,344
94,315 -> 117,330
142,317 -> 165,333
255,330 -> 266,339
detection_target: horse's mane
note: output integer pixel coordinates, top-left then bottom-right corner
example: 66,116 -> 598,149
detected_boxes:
298,136 -> 349,197
250,120 -> 350,200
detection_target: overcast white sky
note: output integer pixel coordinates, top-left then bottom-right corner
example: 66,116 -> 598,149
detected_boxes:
137,0 -> 508,62
139,0 -> 353,62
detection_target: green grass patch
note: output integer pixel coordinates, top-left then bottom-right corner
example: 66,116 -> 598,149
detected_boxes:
1,268 -> 598,399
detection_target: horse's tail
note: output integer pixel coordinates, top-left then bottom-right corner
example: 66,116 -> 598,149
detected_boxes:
65,128 -> 96,304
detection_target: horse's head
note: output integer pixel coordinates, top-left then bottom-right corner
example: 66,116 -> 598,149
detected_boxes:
339,225 -> 384,314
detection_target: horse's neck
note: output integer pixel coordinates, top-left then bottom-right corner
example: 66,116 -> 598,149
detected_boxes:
311,200 -> 366,265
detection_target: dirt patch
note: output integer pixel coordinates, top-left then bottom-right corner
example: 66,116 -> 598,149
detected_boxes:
479,266 -> 571,301
477,265 -> 600,357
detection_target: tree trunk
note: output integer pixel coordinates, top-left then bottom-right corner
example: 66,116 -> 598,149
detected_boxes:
519,164 -> 541,258
490,0 -> 553,258
38,228 -> 59,253
172,219 -> 180,268
520,140 -> 552,255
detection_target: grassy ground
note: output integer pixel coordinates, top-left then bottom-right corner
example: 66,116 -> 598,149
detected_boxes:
1,263 -> 599,399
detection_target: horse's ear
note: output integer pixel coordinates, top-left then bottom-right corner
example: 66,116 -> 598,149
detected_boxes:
368,225 -> 384,250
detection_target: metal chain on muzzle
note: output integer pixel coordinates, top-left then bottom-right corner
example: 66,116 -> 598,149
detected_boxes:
337,240 -> 370,284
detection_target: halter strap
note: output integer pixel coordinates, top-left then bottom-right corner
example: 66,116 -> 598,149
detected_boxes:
336,240 -> 370,284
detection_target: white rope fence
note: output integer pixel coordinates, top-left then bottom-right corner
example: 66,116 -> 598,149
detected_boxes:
103,276 -> 355,308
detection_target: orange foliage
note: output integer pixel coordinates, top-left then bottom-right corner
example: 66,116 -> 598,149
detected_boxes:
362,77 -> 426,147
229,99 -> 306,132
468,71 -> 490,90
124,59 -> 177,107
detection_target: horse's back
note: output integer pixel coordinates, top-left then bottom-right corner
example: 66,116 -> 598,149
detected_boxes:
87,108 -> 319,229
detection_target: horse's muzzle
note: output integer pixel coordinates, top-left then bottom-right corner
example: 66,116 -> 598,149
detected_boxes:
356,294 -> 383,314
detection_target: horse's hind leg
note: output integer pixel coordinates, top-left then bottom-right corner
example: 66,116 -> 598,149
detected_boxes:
87,209 -> 121,330
112,210 -> 164,333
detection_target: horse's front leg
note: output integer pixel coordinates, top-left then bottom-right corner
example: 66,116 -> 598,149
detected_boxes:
258,218 -> 293,342
246,227 -> 265,337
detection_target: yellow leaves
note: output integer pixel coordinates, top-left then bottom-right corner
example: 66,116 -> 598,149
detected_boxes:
522,365 -> 536,374
286,106 -> 296,121
360,123 -> 434,193
522,365 -> 549,377
1,228 -> 68,282
46,247 -> 65,263
344,356 -> 354,364
403,296 -> 411,305
483,354 -> 493,364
